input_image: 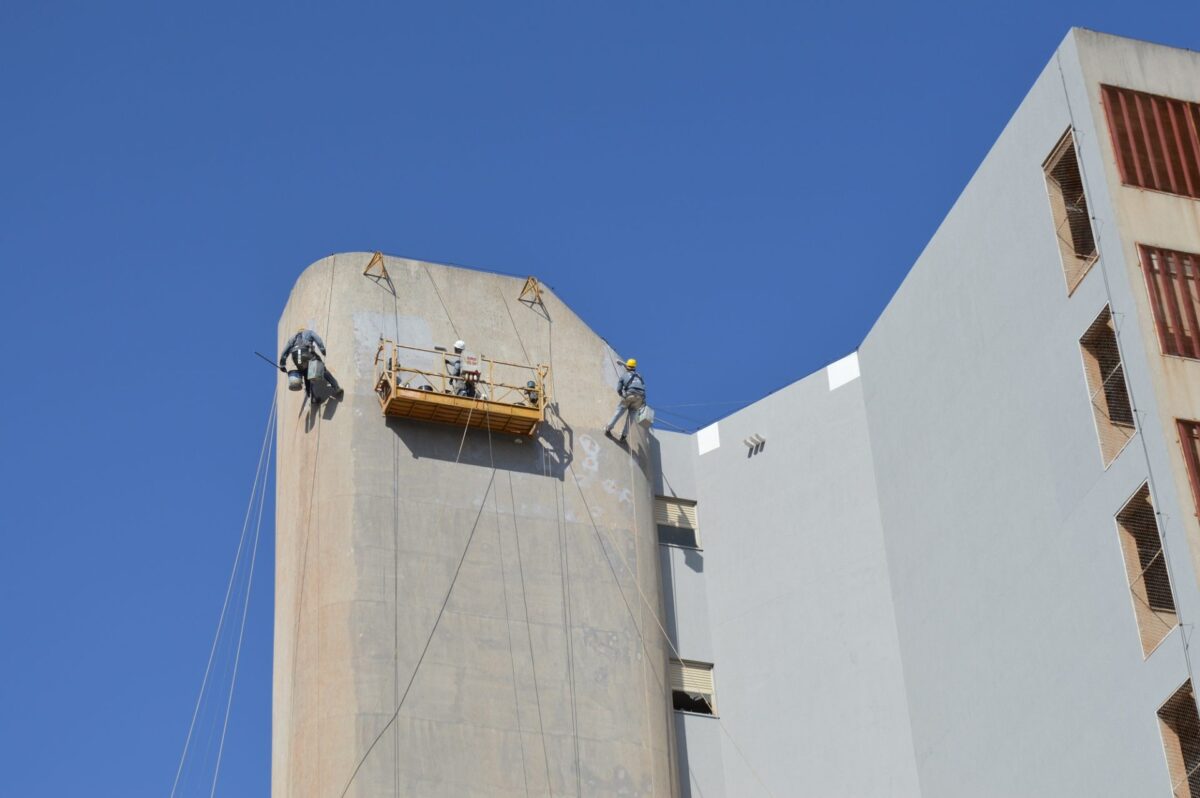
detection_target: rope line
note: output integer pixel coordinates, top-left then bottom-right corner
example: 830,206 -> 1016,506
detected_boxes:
338,467 -> 497,798
1055,55 -> 1196,682
565,462 -> 778,798
506,470 -> 555,794
208,400 -> 274,798
487,408 -> 533,798
169,390 -> 277,798
421,262 -> 460,340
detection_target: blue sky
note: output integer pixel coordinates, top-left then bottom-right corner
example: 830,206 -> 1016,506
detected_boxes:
2,2 -> 1197,795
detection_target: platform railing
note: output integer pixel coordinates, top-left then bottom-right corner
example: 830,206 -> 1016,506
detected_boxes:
373,339 -> 550,414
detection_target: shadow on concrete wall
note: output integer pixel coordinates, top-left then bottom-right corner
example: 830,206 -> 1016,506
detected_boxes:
299,393 -> 342,433
386,400 -> 575,480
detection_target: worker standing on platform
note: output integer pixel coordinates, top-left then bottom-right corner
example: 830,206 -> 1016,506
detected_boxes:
279,327 -> 343,405
446,340 -> 476,397
605,358 -> 646,443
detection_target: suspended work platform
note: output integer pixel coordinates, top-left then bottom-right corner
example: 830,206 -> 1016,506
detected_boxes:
373,339 -> 550,436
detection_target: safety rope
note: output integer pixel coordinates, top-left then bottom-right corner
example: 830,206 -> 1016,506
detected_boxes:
565,462 -> 779,798
1055,55 -> 1199,692
285,259 -> 339,797
208,398 -> 273,798
487,408 -> 533,798
169,390 -> 277,798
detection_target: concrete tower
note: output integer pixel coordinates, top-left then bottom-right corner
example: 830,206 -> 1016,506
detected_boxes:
274,254 -> 677,797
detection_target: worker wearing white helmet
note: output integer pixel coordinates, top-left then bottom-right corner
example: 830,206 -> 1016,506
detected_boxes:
445,339 -> 476,397
605,357 -> 646,443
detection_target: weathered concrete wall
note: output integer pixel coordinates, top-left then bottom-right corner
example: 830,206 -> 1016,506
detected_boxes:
274,254 -> 677,797
1071,29 -> 1200,646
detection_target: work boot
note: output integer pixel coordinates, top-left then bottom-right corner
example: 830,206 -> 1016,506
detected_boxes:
604,428 -> 615,439
619,434 -> 628,443
335,388 -> 345,400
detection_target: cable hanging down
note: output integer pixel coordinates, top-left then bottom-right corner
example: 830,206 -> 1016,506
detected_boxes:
170,389 -> 277,798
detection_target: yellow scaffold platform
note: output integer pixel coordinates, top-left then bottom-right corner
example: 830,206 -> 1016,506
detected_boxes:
373,339 -> 550,436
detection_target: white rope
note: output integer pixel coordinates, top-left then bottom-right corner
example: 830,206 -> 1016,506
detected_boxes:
169,390 -> 277,798
566,462 -> 779,798
208,392 -> 275,797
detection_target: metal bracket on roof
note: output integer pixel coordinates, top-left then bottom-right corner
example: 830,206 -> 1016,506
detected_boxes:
518,276 -> 544,307
364,251 -> 390,281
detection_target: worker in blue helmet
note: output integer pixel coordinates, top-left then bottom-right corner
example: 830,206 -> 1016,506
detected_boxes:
279,327 -> 344,406
605,357 -> 645,443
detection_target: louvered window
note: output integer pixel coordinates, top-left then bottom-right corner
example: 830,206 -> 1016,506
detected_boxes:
1102,85 -> 1200,200
1158,681 -> 1200,797
1178,421 -> 1200,522
1043,129 -> 1098,293
669,658 -> 716,715
1079,307 -> 1136,465
656,497 -> 699,548
1139,245 -> 1200,359
1115,484 -> 1177,656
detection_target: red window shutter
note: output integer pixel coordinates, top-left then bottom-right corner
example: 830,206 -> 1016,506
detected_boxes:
1102,85 -> 1200,199
1139,245 -> 1200,359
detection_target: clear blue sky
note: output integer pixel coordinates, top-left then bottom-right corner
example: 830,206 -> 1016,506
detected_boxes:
2,2 -> 1197,795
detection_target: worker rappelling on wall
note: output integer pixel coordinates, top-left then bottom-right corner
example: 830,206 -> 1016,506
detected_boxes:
278,327 -> 344,407
605,357 -> 652,443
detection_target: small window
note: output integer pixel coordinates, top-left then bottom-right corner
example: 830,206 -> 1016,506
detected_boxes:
1044,129 -> 1099,293
1158,681 -> 1200,797
1177,421 -> 1200,522
656,497 -> 700,548
670,658 -> 716,715
1102,85 -> 1200,201
1139,245 -> 1200,359
1079,307 -> 1136,465
1115,484 -> 1177,655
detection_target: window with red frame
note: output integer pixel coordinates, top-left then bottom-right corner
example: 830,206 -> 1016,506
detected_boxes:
1102,85 -> 1200,200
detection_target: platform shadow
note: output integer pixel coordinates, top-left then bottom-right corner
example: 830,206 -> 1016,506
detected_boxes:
387,400 -> 574,479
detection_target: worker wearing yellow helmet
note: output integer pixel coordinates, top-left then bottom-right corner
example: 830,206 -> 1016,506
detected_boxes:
604,357 -> 646,443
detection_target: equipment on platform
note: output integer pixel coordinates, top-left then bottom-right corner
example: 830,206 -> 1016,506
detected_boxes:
373,338 -> 550,435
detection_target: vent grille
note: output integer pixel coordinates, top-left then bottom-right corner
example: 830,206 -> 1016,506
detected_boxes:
1043,130 -> 1098,293
1140,245 -> 1200,359
655,497 -> 698,529
1158,681 -> 1200,797
1079,307 -> 1136,465
669,659 -> 714,697
1115,484 -> 1177,655
1102,84 -> 1200,200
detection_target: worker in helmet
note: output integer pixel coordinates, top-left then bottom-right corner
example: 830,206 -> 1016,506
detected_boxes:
445,340 -> 476,397
279,327 -> 343,406
605,358 -> 646,442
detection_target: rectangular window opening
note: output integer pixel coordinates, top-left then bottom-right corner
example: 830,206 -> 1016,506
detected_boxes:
656,496 -> 700,549
1102,84 -> 1200,200
1079,306 -> 1136,465
1158,681 -> 1200,797
1115,484 -> 1177,655
1140,245 -> 1200,359
1177,421 -> 1200,523
670,658 -> 716,715
1044,129 -> 1099,293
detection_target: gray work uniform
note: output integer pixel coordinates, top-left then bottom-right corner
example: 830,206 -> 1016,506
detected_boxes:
445,351 -> 474,397
280,329 -> 341,400
606,370 -> 646,438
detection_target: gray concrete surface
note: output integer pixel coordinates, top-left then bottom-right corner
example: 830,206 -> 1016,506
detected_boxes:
275,255 -> 677,797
